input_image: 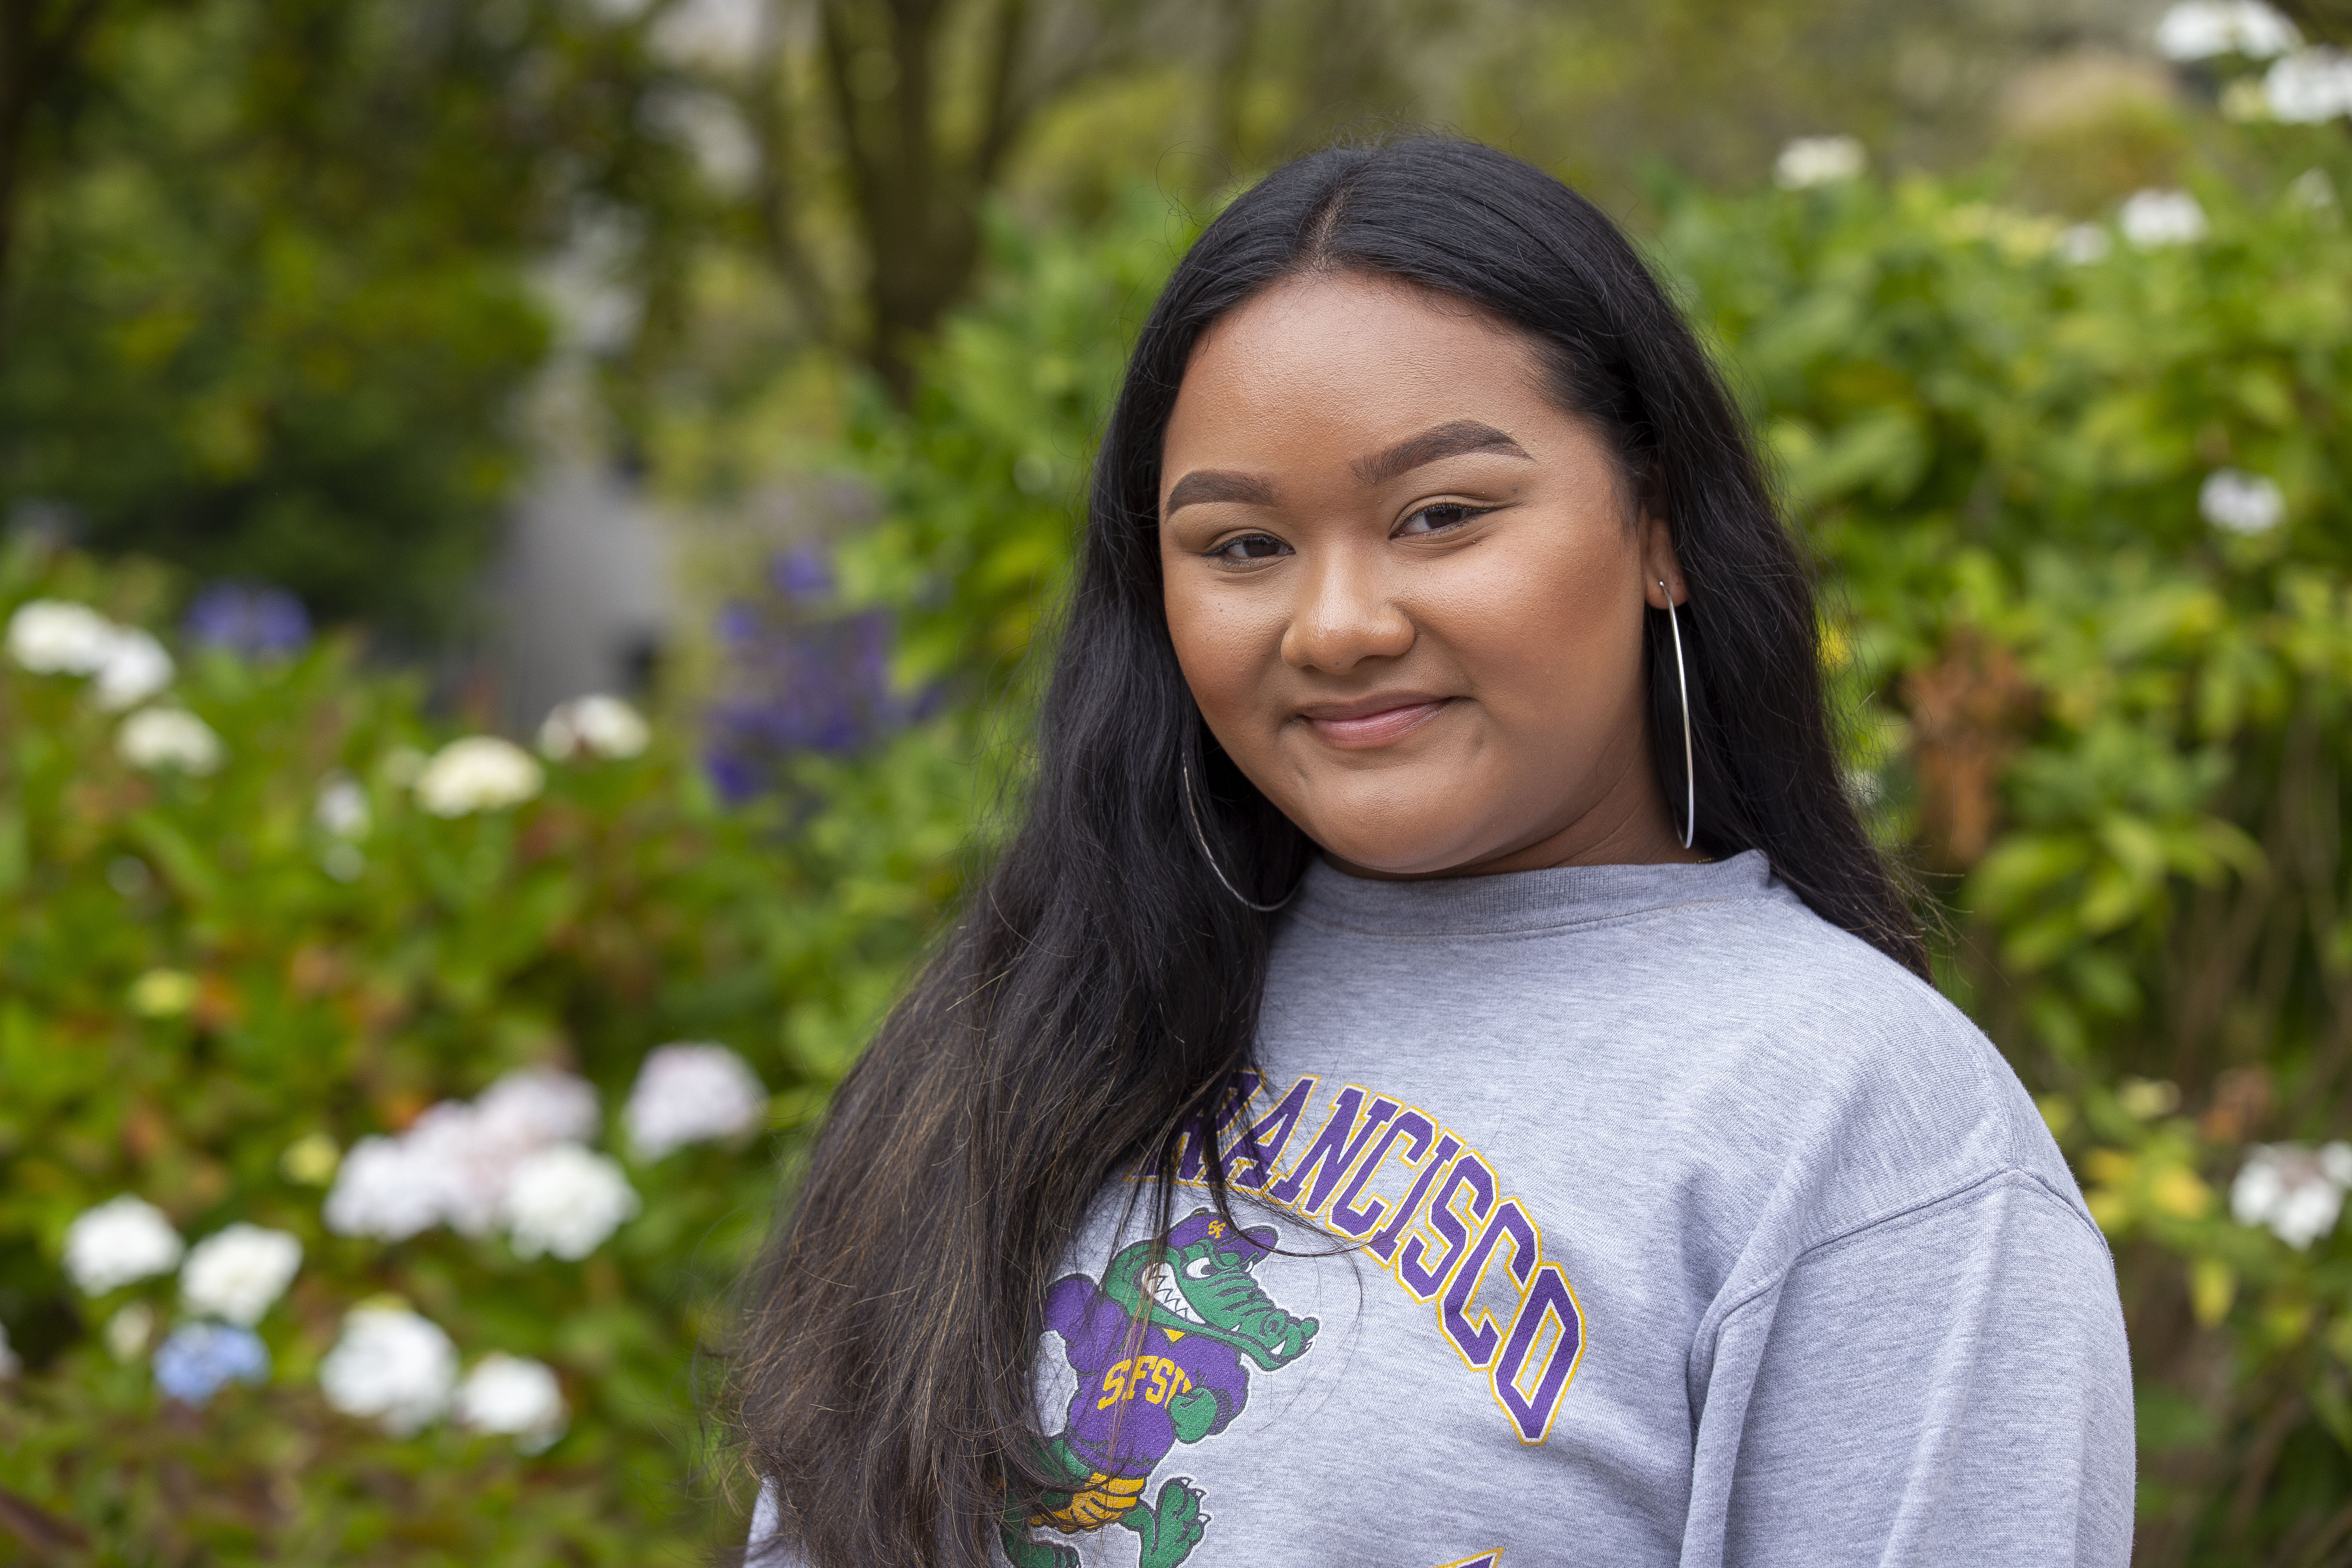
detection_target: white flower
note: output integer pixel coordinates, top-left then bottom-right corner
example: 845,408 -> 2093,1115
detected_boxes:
2288,166 -> 2339,210
6,602 -> 178,707
625,1042 -> 767,1160
2266,47 -> 2352,122
64,1195 -> 185,1294
2232,1141 -> 2352,1248
179,1223 -> 303,1326
106,1301 -> 158,1360
322,1069 -> 603,1243
327,1105 -> 510,1241
319,1305 -> 457,1435
2156,0 -> 2300,60
7,599 -> 117,674
413,735 -> 543,816
333,1102 -> 521,1240
117,707 -> 225,775
0,1320 -> 18,1379
502,1145 -> 640,1260
2055,224 -> 2113,266
474,1066 -> 601,1149
423,1069 -> 600,1235
538,693 -> 650,760
454,1353 -> 568,1452
92,628 -> 174,710
2120,189 -> 2209,248
413,1070 -> 600,1236
2200,468 -> 2286,534
323,1135 -> 444,1242
1774,135 -> 1865,190
315,774 -> 370,838
401,1101 -> 521,1238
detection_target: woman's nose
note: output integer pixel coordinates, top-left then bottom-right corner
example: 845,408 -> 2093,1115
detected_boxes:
1280,548 -> 1415,673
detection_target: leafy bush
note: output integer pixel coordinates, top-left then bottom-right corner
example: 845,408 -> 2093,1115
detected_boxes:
0,542 -> 977,1562
1655,150 -> 2352,1556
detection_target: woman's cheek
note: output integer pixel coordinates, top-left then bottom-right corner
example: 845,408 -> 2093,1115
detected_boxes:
1170,609 -> 1279,763
1438,533 -> 1632,721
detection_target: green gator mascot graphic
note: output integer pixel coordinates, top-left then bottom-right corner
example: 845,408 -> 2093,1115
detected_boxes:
1003,1209 -> 1318,1568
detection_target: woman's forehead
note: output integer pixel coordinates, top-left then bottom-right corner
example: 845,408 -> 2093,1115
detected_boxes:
1165,276 -> 1556,476
1185,272 -> 1531,392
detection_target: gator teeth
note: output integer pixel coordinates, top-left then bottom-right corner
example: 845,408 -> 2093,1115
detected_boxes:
1145,1265 -> 1205,1325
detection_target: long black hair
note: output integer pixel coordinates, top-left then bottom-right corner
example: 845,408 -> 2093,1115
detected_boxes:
730,136 -> 1924,1567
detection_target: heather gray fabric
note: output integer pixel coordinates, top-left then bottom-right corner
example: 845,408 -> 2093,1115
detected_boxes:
752,851 -> 2134,1568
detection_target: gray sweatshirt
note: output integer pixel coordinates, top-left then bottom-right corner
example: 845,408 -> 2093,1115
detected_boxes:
756,851 -> 2134,1568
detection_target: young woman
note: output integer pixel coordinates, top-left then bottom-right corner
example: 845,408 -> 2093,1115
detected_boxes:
737,138 -> 2132,1568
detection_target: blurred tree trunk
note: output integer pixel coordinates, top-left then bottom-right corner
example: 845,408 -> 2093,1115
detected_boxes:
823,0 -> 1023,401
0,0 -> 110,358
739,0 -> 1216,403
813,0 -> 1035,402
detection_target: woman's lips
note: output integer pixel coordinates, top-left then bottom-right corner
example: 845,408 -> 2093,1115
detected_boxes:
1301,698 -> 1452,749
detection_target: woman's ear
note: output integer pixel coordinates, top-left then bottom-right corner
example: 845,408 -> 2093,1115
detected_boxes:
1639,514 -> 1686,608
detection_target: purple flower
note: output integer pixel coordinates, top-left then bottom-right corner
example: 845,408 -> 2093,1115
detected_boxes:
184,583 -> 312,659
715,601 -> 763,647
769,547 -> 836,604
153,1320 -> 270,1406
702,602 -> 914,802
700,747 -> 765,806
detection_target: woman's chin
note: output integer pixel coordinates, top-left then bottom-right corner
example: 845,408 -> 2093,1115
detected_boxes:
1309,825 -> 1502,881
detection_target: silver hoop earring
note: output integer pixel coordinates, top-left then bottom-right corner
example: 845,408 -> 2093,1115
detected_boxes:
1180,753 -> 1296,913
1660,580 -> 1695,851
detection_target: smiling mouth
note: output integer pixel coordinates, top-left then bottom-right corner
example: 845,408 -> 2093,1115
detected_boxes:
1144,1265 -> 1206,1325
1300,698 -> 1452,750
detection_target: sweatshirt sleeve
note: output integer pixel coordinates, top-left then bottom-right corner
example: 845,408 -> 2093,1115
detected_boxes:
1680,1170 -> 2135,1568
747,1481 -> 802,1568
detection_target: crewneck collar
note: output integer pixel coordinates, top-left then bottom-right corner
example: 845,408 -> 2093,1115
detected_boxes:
1284,848 -> 1781,938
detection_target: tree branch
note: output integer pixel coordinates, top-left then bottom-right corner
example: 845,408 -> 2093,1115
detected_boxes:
968,0 -> 1029,187
816,0 -> 882,225
740,0 -> 836,343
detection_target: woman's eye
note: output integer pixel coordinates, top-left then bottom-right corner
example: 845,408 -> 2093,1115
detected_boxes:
1397,502 -> 1486,537
1211,533 -> 1291,562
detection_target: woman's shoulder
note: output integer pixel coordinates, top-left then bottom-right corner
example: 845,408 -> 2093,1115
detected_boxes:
1268,850 -> 2088,1251
1662,885 -> 2092,1258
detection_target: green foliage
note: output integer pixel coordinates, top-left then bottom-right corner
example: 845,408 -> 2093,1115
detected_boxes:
0,536 -> 974,1562
1657,153 -> 2352,1558
831,189 -> 1200,692
0,0 -> 693,635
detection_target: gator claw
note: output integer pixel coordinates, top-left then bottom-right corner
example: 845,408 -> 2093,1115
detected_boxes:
1122,1477 -> 1207,1568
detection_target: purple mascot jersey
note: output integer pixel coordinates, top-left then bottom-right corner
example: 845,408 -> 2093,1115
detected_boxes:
1001,1209 -> 1318,1568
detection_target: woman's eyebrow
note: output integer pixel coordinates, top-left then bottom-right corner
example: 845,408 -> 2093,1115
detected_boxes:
1164,470 -> 1279,515
1162,420 -> 1528,516
1352,419 -> 1531,486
